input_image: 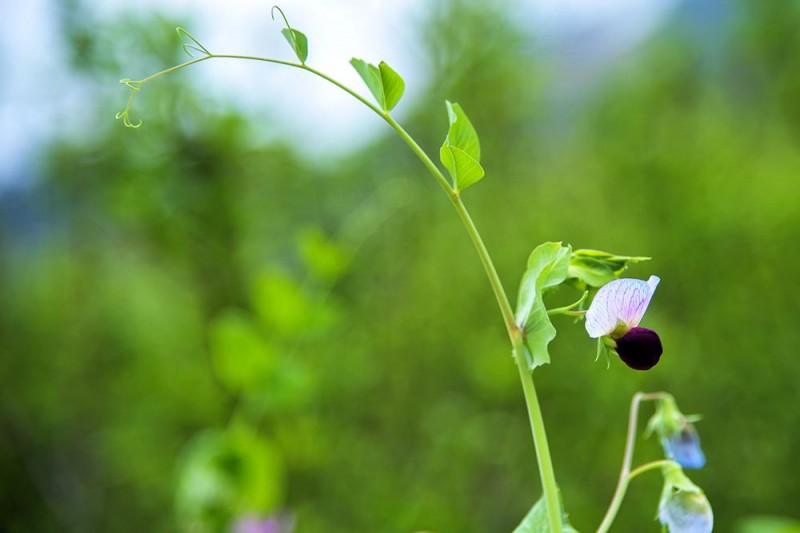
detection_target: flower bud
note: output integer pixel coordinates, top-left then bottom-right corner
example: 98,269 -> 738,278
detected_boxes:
658,463 -> 713,533
647,395 -> 706,469
659,488 -> 714,533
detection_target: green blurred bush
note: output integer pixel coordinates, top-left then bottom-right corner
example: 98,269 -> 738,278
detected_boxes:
1,0 -> 799,531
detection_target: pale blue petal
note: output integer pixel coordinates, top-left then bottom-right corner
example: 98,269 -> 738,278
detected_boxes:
659,490 -> 713,533
664,428 -> 706,470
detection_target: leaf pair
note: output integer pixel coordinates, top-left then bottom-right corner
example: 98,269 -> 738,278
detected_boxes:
350,58 -> 405,112
440,101 -> 485,191
274,7 -> 405,112
349,63 -> 485,192
279,8 -> 482,193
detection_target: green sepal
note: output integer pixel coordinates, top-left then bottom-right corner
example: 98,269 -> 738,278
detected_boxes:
513,495 -> 580,533
568,249 -> 650,290
439,101 -> 485,191
646,394 -> 703,439
281,28 -> 308,63
350,58 -> 405,111
515,242 -> 571,370
659,461 -> 704,501
596,337 -> 613,369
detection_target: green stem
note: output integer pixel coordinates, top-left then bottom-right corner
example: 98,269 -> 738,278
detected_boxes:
512,332 -> 563,532
628,460 -> 674,481
120,50 -> 563,533
596,392 -> 669,533
381,115 -> 562,533
380,115 -> 517,333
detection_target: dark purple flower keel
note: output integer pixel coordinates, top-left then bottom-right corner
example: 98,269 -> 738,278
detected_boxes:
615,327 -> 662,370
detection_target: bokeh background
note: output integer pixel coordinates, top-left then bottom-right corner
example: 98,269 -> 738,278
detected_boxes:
2,0 -> 800,531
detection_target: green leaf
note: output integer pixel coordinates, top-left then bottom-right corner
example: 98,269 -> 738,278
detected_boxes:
513,496 -> 580,533
444,101 -> 480,159
516,242 -> 571,325
281,28 -> 308,63
439,144 -> 485,190
439,101 -> 485,191
209,310 -> 276,394
350,58 -> 406,111
378,61 -> 405,111
252,271 -> 309,336
568,249 -> 650,290
515,242 -> 571,370
297,226 -> 349,283
350,58 -> 384,106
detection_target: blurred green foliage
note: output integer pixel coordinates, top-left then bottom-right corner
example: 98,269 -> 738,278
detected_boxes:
2,0 -> 800,532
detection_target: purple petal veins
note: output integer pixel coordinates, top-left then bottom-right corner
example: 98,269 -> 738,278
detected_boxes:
585,275 -> 660,338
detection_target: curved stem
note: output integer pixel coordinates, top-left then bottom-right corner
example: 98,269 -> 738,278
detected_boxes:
628,460 -> 674,481
380,115 -> 517,334
120,50 -> 563,533
596,392 -> 669,533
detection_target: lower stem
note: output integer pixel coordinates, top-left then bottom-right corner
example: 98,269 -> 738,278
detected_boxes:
513,333 -> 563,532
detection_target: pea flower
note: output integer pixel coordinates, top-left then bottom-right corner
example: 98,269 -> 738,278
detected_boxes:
585,275 -> 662,370
658,463 -> 713,533
659,489 -> 714,533
647,395 -> 706,469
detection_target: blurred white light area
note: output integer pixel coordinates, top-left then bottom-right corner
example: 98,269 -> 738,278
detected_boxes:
0,0 -> 678,185
0,0 -> 65,185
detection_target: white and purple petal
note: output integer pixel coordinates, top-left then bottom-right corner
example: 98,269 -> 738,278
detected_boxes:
585,275 -> 660,338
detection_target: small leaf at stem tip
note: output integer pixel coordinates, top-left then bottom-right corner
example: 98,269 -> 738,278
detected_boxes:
281,28 -> 308,63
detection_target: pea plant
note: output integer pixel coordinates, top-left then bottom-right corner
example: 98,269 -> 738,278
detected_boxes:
118,7 -> 712,532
